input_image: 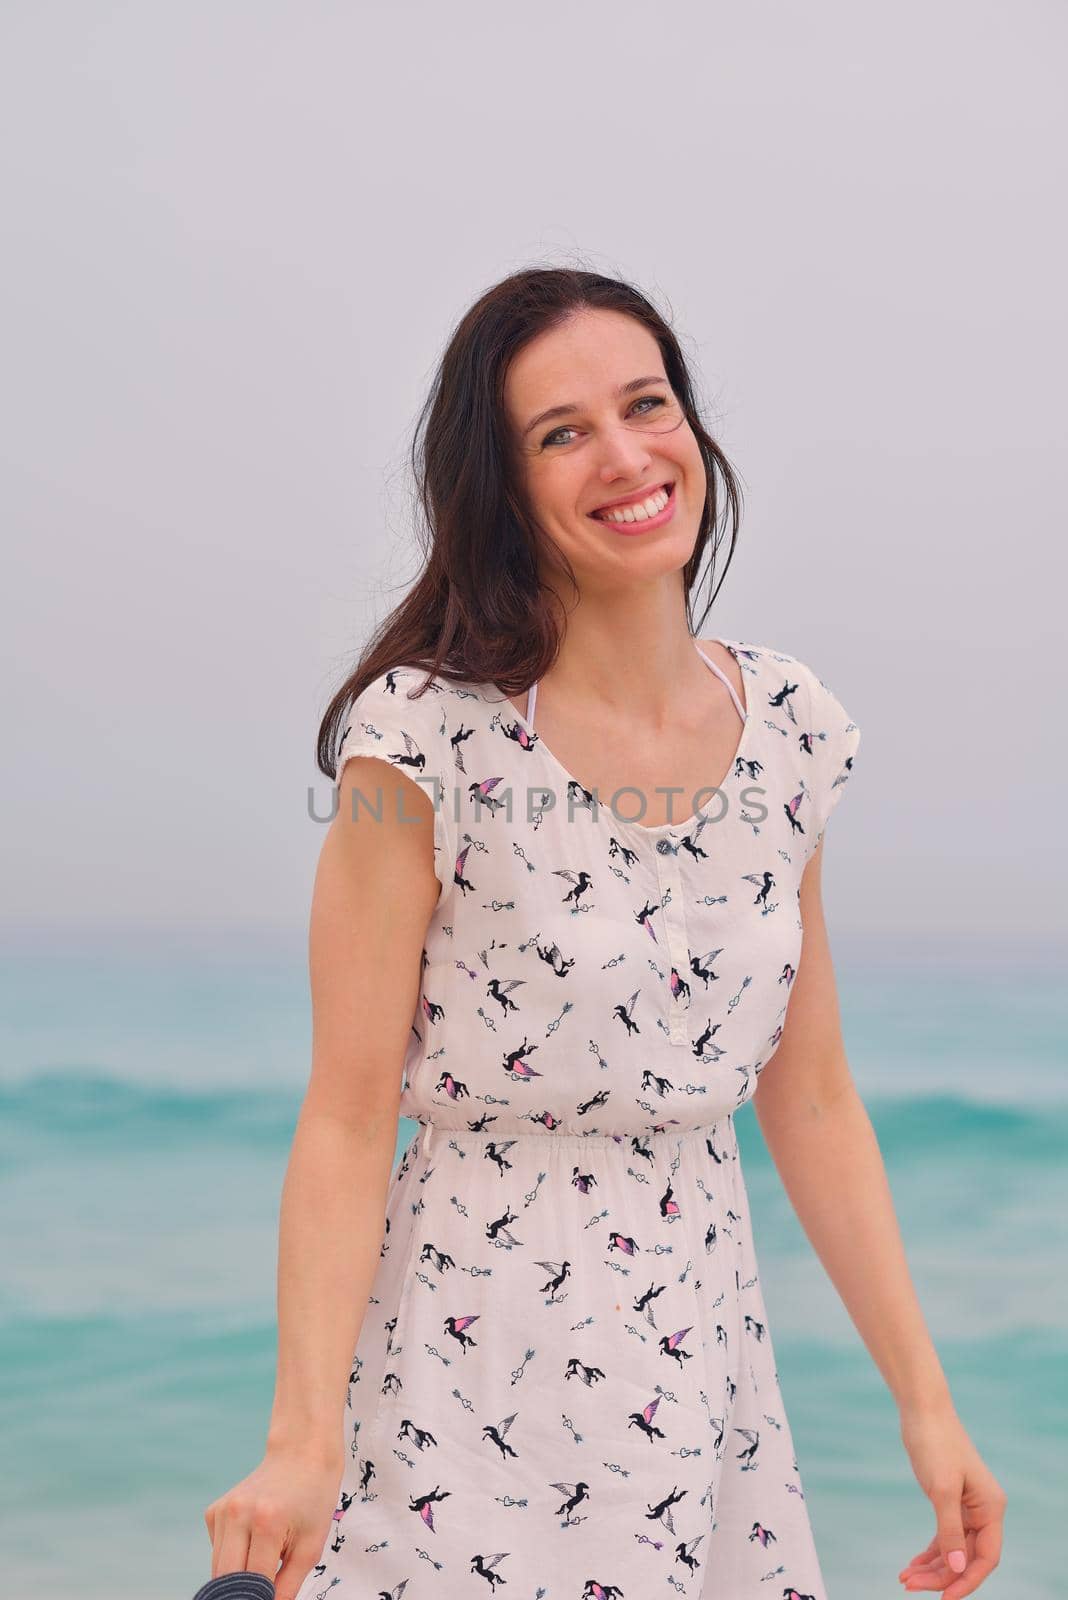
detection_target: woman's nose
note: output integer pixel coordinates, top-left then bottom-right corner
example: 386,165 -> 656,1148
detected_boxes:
596,432 -> 654,480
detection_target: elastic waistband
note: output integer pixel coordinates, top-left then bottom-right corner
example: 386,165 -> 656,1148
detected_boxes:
417,1118 -> 732,1159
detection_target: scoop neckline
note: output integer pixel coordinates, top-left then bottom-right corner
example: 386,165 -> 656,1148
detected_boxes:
496,636 -> 754,839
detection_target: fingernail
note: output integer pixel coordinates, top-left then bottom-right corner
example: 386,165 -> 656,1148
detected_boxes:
948,1550 -> 967,1573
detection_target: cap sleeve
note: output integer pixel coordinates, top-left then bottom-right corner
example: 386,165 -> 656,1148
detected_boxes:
801,658 -> 861,847
336,667 -> 457,904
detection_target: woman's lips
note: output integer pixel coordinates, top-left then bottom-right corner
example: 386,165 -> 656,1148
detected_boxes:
588,481 -> 677,534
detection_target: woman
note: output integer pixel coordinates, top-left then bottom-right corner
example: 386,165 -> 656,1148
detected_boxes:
203,269 -> 1006,1599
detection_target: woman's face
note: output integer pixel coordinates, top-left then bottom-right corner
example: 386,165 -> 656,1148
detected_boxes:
504,307 -> 706,591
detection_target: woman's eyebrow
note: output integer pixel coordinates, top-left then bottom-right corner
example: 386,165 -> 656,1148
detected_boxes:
522,375 -> 668,438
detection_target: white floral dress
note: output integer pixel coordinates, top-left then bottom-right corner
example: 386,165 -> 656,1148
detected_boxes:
298,635 -> 860,1599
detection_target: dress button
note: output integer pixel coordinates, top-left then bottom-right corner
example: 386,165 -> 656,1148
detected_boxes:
655,837 -> 674,856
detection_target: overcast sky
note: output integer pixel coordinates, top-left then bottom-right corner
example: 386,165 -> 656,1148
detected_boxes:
2,2 -> 1064,961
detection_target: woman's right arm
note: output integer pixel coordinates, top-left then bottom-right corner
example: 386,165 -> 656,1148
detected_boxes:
203,755 -> 441,1600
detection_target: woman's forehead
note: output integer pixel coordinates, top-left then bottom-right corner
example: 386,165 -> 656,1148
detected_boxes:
505,315 -> 665,424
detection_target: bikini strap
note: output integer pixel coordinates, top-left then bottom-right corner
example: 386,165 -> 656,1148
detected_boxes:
525,641 -> 742,732
693,642 -> 747,723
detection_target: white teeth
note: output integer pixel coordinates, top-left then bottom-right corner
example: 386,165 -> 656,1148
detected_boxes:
593,484 -> 671,523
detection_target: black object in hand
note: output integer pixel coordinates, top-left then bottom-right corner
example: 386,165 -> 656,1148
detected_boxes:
191,1574 -> 275,1600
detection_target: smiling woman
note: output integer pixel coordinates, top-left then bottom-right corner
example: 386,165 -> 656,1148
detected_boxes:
203,267 -> 1004,1600
308,271 -> 743,724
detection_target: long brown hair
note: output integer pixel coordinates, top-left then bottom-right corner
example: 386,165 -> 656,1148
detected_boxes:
316,265 -> 744,782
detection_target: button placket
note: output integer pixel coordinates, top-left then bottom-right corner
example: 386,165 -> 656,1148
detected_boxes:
654,836 -> 691,1046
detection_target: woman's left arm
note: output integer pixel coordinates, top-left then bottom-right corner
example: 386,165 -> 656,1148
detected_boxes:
751,838 -> 1008,1598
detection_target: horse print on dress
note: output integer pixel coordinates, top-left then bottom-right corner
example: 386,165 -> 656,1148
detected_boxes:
298,638 -> 859,1597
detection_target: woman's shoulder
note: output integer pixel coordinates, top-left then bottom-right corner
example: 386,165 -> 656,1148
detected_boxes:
696,633 -> 802,698
350,661 -> 476,717
699,636 -> 860,737
704,636 -> 862,832
702,635 -> 833,693
342,663 -> 490,768
703,635 -> 806,669
745,639 -> 856,716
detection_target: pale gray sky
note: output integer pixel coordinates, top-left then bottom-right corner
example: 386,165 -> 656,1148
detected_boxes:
2,2 -> 1064,956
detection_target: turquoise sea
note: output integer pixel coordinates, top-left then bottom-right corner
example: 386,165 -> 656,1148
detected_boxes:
1,923 -> 1063,1599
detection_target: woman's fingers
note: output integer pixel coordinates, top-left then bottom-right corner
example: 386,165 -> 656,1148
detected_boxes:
246,1511 -> 285,1583
899,1535 -> 942,1580
899,1535 -> 969,1591
199,1449 -> 343,1598
275,1535 -> 327,1600
902,1560 -> 953,1591
901,1561 -> 947,1582
211,1506 -> 251,1583
939,1518 -> 1004,1600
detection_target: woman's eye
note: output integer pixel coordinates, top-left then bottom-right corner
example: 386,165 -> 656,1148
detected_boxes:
541,393 -> 667,449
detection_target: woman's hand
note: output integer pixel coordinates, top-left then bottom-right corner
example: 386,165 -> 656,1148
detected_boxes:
203,1444 -> 343,1600
897,1400 -> 1007,1597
